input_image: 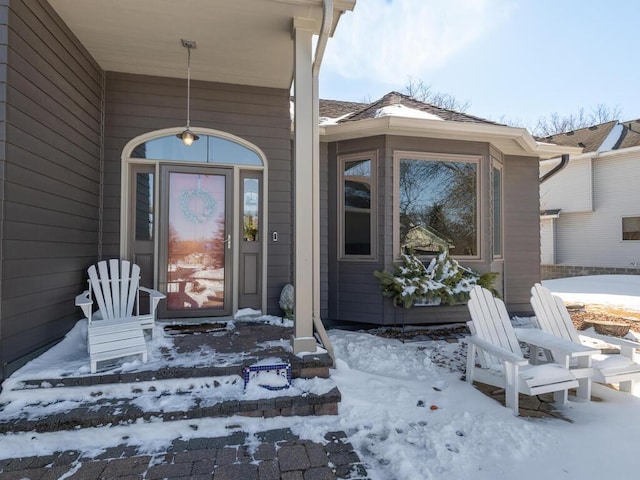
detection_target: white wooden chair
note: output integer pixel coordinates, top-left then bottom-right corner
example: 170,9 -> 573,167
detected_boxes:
530,283 -> 640,393
466,286 -> 580,415
75,259 -> 165,373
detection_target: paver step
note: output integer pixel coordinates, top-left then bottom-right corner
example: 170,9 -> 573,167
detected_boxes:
0,374 -> 341,434
8,352 -> 333,391
0,322 -> 341,436
0,428 -> 371,480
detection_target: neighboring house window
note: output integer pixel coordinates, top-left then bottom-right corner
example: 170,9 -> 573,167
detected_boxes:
622,217 -> 640,240
394,151 -> 480,258
339,151 -> 377,259
492,162 -> 503,258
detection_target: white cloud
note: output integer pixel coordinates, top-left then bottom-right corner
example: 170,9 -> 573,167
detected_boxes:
324,0 -> 513,84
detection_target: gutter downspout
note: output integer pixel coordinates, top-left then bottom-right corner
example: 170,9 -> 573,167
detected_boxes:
311,0 -> 336,365
540,153 -> 570,184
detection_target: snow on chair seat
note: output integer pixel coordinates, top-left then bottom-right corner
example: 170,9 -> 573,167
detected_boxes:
530,283 -> 640,393
466,286 -> 579,415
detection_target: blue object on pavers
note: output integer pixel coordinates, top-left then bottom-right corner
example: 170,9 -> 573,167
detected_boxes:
243,363 -> 291,391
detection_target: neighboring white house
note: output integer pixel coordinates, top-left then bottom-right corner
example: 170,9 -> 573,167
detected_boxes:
539,119 -> 640,278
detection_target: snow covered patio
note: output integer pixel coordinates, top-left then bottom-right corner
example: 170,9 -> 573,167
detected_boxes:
0,315 -> 340,435
1,276 -> 640,479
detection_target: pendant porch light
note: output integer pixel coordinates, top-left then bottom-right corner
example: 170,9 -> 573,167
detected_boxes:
177,39 -> 199,146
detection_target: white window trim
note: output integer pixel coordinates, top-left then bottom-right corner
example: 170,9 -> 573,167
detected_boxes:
393,150 -> 482,260
338,150 -> 378,261
492,158 -> 504,259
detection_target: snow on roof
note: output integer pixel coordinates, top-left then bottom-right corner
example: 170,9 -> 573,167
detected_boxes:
597,122 -> 624,153
319,112 -> 353,126
374,103 -> 444,121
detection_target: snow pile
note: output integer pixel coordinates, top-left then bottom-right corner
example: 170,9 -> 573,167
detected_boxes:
234,308 -> 294,327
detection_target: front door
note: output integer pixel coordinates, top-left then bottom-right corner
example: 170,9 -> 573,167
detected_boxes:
158,166 -> 233,318
125,129 -> 266,319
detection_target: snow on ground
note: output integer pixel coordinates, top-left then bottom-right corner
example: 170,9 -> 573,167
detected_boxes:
2,275 -> 640,479
544,274 -> 640,312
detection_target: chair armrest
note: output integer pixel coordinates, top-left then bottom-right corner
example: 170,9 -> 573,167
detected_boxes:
139,286 -> 166,300
138,286 -> 166,314
75,290 -> 92,319
75,290 -> 91,306
466,335 -> 528,366
515,328 -> 600,358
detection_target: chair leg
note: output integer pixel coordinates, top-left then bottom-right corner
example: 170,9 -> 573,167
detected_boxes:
505,385 -> 519,415
576,378 -> 591,401
504,363 -> 519,415
465,343 -> 476,384
553,389 -> 569,404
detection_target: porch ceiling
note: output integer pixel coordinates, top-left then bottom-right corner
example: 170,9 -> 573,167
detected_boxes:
48,0 -> 354,89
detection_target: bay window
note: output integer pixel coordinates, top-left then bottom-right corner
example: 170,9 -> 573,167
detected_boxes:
394,151 -> 480,258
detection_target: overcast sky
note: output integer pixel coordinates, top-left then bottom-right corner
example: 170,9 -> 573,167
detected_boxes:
320,0 -> 640,128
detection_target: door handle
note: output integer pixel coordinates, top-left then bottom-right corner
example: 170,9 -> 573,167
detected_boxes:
223,234 -> 231,249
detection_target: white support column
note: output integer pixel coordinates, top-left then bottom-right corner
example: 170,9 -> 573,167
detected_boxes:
292,18 -> 317,354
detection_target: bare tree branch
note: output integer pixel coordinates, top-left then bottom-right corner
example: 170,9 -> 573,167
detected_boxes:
403,77 -> 471,112
533,104 -> 622,136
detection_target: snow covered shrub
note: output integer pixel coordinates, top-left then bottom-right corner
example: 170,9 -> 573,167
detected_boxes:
374,251 -> 498,308
279,283 -> 295,319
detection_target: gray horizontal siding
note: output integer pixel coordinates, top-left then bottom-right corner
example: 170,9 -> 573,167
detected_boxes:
328,135 -> 497,325
104,72 -> 292,314
1,0 -> 102,376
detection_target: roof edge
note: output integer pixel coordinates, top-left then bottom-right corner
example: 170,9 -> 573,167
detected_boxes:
320,116 -> 581,158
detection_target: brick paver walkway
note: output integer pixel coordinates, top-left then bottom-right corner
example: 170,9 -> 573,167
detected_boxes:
0,429 -> 370,480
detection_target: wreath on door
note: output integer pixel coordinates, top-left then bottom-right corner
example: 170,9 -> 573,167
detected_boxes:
181,188 -> 217,224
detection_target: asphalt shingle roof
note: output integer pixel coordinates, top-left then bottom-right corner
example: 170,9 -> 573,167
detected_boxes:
539,121 -> 618,152
319,99 -> 368,119
539,119 -> 640,153
616,119 -> 640,150
319,91 -> 499,125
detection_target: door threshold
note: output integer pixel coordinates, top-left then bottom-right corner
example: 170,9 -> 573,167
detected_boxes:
158,316 -> 235,325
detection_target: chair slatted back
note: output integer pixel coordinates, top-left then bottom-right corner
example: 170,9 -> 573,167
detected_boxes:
88,260 -> 140,321
467,286 -> 522,369
530,283 -> 580,343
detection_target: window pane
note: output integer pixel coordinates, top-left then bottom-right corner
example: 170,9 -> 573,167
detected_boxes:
243,178 -> 260,241
344,159 -> 371,255
135,172 -> 154,241
623,217 -> 640,240
132,135 -> 208,162
131,134 -> 262,166
399,158 -> 477,256
209,137 -> 262,165
493,167 -> 502,256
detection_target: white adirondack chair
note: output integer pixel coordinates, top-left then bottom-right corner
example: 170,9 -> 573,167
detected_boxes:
466,286 -> 579,415
75,259 -> 165,373
530,283 -> 640,393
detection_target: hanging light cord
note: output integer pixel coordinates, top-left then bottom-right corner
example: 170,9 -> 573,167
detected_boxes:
186,45 -> 192,129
